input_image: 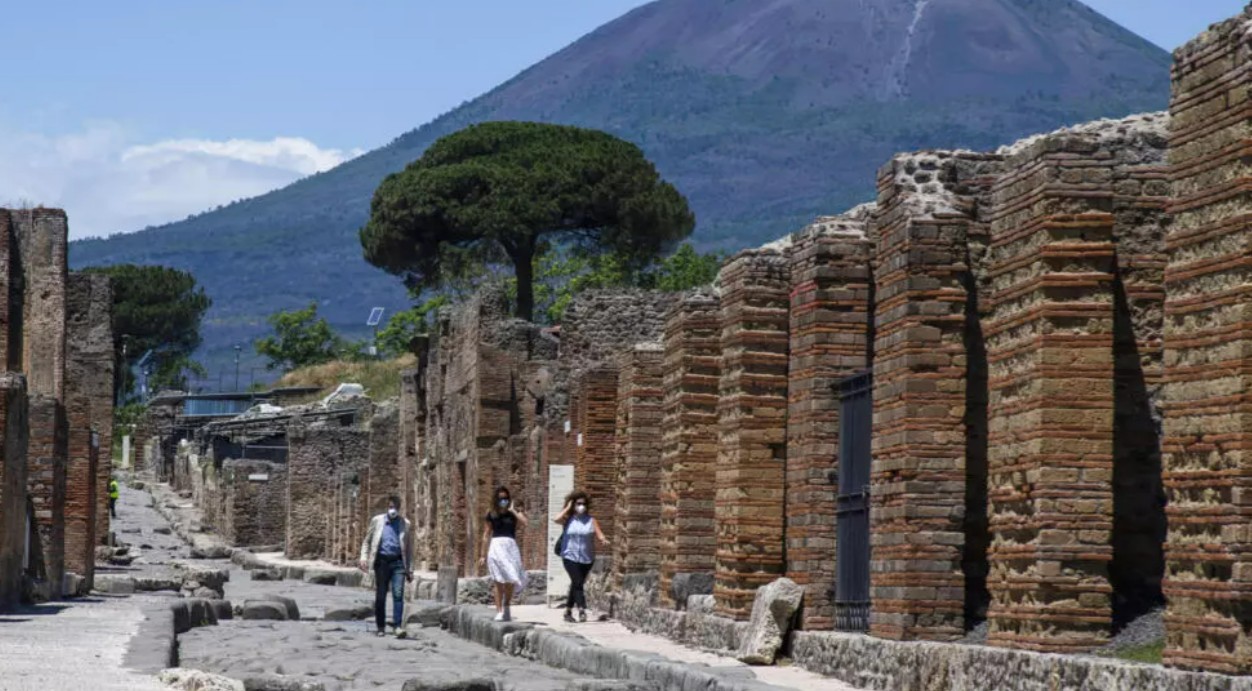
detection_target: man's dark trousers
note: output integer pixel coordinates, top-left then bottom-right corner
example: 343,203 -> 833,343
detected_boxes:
374,555 -> 405,631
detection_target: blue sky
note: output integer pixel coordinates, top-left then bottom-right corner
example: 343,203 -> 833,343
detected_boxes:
1,0 -> 1245,238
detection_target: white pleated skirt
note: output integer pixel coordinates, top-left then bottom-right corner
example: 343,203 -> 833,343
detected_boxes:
486,536 -> 527,590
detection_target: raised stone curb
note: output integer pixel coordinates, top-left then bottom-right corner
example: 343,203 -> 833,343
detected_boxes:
790,631 -> 1252,691
124,601 -> 179,674
441,605 -> 790,691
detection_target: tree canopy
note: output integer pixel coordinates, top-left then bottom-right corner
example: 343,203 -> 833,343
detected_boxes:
255,302 -> 361,372
83,264 -> 212,398
360,121 -> 695,321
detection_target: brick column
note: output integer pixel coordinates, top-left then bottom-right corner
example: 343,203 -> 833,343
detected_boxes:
786,212 -> 875,631
715,248 -> 790,620
26,396 -> 65,592
985,133 -> 1119,652
574,365 -> 619,541
1163,7 -> 1252,673
612,343 -> 664,585
65,273 -> 113,586
659,290 -> 720,608
0,374 -> 27,611
286,423 -> 369,561
870,151 -> 1001,640
0,212 -> 21,370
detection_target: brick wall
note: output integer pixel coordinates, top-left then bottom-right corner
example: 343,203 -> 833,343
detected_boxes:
285,422 -> 369,561
0,213 -> 21,371
574,365 -> 620,542
26,396 -> 65,594
659,290 -> 720,608
870,151 -> 1002,641
1162,7 -> 1252,673
65,272 -> 113,584
366,402 -> 401,518
612,343 -> 664,585
785,211 -> 875,631
0,374 -> 27,611
222,460 -> 287,547
715,248 -> 791,620
11,209 -> 67,402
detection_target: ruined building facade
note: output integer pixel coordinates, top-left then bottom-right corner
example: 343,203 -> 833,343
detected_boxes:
0,208 -> 115,610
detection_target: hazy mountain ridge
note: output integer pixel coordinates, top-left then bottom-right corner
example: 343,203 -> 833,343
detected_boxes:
69,0 -> 1171,378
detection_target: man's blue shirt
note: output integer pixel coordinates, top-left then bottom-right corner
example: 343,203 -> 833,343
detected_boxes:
379,516 -> 403,559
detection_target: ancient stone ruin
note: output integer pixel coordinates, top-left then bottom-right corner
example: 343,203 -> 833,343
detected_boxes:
0,208 -> 115,609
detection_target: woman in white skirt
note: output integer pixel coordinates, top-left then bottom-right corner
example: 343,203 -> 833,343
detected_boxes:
477,485 -> 528,621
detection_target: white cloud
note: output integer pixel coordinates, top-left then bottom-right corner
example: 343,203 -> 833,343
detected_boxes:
0,121 -> 363,239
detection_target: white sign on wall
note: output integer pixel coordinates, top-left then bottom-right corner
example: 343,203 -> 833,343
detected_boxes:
546,464 -> 575,604
576,433 -> 583,447
247,474 -> 270,482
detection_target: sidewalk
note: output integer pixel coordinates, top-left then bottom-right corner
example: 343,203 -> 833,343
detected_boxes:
508,604 -> 858,691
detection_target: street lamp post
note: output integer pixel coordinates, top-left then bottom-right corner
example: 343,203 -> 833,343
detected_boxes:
234,344 -> 242,392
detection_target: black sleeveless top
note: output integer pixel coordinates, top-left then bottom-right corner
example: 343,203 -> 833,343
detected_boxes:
487,511 -> 517,539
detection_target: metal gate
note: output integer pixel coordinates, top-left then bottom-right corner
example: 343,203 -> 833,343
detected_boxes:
834,369 -> 872,632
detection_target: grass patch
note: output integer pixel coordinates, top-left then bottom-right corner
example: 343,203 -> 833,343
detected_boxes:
276,353 -> 417,402
1105,641 -> 1163,664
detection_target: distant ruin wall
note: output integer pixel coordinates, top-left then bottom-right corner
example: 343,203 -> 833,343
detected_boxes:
0,375 -> 27,610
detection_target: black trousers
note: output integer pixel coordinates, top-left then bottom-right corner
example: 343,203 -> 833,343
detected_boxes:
563,558 -> 593,610
109,498 -> 117,518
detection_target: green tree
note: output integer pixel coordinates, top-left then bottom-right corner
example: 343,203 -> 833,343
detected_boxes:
360,121 -> 695,321
647,243 -> 725,292
255,302 -> 350,371
82,264 -> 212,401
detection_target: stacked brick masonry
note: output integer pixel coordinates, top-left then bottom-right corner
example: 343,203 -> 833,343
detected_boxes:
26,396 -> 65,592
65,272 -> 113,585
574,365 -> 620,542
986,135 -> 1118,651
785,213 -> 875,631
12,209 -> 67,402
611,343 -> 664,585
0,375 -> 26,610
870,151 -> 1002,641
715,249 -> 791,620
1162,8 -> 1252,673
0,213 -> 20,371
659,291 -> 721,608
285,422 -> 369,561
366,403 -> 401,519
222,460 -> 287,547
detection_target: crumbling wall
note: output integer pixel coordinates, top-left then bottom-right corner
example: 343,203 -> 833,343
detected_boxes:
714,248 -> 791,620
365,402 -> 400,518
658,290 -> 720,609
65,272 -> 112,585
870,150 -> 1002,641
0,375 -> 27,610
222,459 -> 287,547
1162,6 -> 1252,673
285,421 -> 369,561
785,210 -> 875,631
26,396 -> 65,593
611,343 -> 664,586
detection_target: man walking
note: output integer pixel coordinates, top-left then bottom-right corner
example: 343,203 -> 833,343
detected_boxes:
359,495 -> 413,638
108,477 -> 120,518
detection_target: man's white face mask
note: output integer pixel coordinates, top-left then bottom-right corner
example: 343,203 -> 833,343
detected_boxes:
387,508 -> 398,519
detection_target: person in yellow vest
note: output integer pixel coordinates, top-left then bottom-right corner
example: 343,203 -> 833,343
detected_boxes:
108,478 -> 120,517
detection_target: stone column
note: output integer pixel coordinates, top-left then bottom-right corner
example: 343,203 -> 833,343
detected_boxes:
870,151 -> 1001,641
0,212 -> 22,371
715,248 -> 790,620
573,365 -> 620,541
659,290 -> 720,609
0,374 -> 28,611
1162,7 -> 1252,673
785,211 -> 875,631
985,131 -> 1121,652
611,343 -> 664,586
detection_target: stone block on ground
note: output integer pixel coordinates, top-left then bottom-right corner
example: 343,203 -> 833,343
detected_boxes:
335,570 -> 363,588
302,569 -> 338,586
403,600 -> 453,628
95,575 -> 135,595
242,675 -> 327,691
230,551 -> 263,569
437,565 -> 458,604
171,601 -> 192,635
250,568 -> 283,582
324,605 -> 372,621
153,526 -> 172,535
94,546 -> 113,562
210,599 -> 234,621
566,682 -> 662,691
187,598 -> 217,627
735,577 -> 803,665
671,573 -> 714,609
258,594 -> 300,620
400,680 -> 496,691
135,576 -> 183,592
240,600 -> 288,621
190,545 -> 231,560
158,668 -> 245,691
282,566 -> 305,581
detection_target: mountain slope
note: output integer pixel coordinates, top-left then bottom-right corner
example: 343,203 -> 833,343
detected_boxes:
69,0 -> 1171,378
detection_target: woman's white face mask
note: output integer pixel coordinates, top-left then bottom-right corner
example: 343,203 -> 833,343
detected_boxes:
387,508 -> 398,519
498,498 -> 510,508
574,504 -> 587,515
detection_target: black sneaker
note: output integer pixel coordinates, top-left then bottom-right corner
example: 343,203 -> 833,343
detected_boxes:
578,610 -> 587,623
563,610 -> 576,623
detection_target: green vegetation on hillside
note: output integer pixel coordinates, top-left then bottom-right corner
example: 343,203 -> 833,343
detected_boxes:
256,302 -> 366,371
275,353 -> 418,402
